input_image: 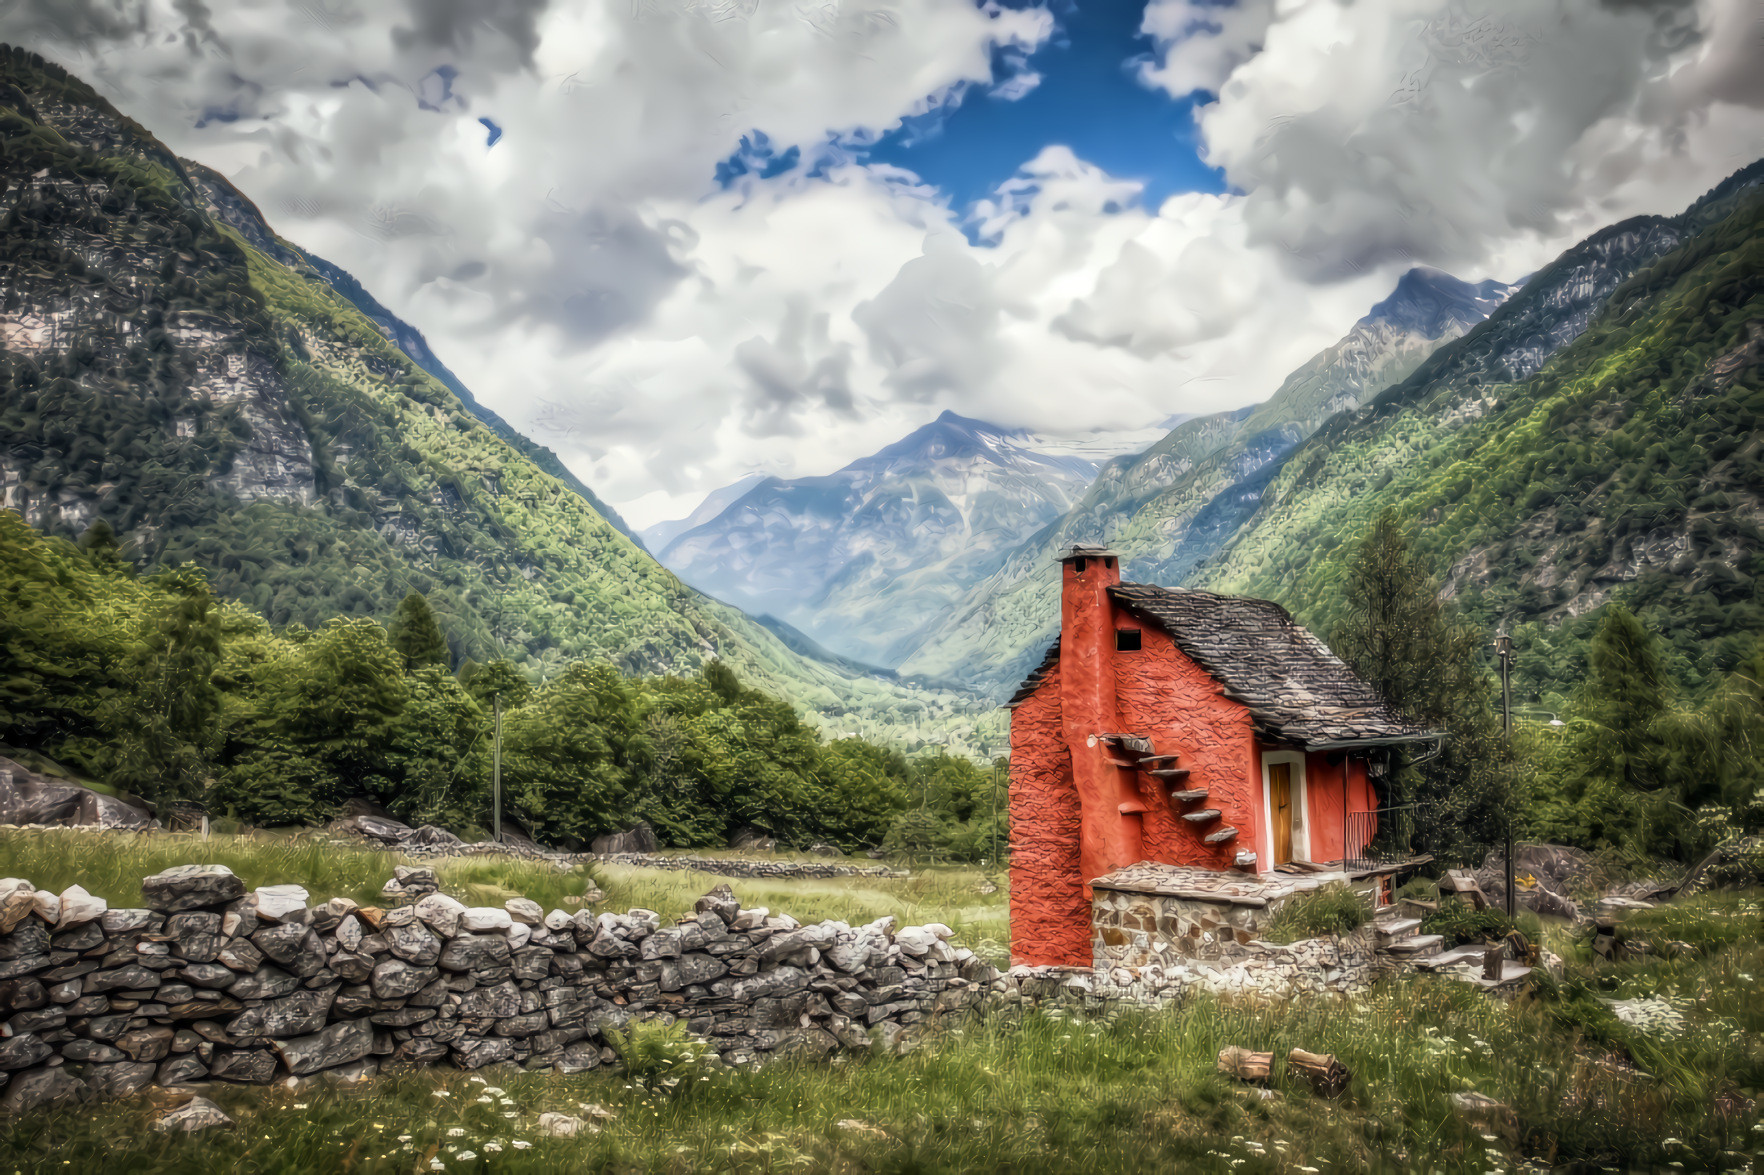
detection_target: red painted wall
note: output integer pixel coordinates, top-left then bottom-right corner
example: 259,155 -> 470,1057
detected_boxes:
1300,752 -> 1379,864
1008,658 -> 1089,968
1113,620 -> 1258,870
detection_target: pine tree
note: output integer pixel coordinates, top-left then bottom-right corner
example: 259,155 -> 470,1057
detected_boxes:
388,591 -> 449,671
1578,603 -> 1672,791
1333,510 -> 1509,863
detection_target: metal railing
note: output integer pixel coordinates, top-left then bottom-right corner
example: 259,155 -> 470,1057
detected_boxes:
1342,803 -> 1424,873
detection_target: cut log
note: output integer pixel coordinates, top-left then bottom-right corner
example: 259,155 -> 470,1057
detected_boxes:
1286,1048 -> 1351,1097
1482,945 -> 1504,981
1181,809 -> 1222,823
1217,1046 -> 1272,1082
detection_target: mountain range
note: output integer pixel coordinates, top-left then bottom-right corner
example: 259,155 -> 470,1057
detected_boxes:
0,47 -> 991,752
648,412 -> 1097,667
908,164 -> 1763,702
3,43 -> 1755,748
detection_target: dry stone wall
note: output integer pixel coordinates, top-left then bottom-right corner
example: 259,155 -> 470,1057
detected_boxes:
0,865 -> 995,1116
588,854 -> 909,881
0,863 -> 1401,1116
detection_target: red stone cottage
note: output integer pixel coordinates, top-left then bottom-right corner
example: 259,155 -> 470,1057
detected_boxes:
1006,545 -> 1439,969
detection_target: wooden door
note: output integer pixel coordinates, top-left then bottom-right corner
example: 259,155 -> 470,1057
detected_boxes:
1270,763 -> 1292,864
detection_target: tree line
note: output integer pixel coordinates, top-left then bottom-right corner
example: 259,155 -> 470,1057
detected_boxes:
0,512 -> 1004,857
1334,509 -> 1764,866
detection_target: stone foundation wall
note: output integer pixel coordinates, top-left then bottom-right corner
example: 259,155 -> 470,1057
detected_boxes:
1091,880 -> 1381,968
0,865 -> 989,1116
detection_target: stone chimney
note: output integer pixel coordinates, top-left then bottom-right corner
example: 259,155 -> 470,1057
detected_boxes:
1057,545 -> 1143,893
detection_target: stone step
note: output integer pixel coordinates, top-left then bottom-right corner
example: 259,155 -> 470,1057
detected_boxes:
1375,917 -> 1422,944
1204,826 -> 1238,845
1169,788 -> 1209,803
1181,808 -> 1221,824
1147,768 -> 1191,782
1380,933 -> 1444,959
1138,754 -> 1181,765
1409,946 -> 1489,972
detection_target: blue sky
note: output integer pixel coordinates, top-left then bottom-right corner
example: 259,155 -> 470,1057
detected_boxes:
716,1 -> 1225,228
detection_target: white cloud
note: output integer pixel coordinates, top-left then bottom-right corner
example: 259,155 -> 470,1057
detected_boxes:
3,0 -> 1758,529
1140,0 -> 1764,280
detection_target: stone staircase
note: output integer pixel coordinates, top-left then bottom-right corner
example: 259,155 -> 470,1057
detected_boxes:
1373,913 -> 1533,994
1135,750 -> 1239,849
1373,915 -> 1444,961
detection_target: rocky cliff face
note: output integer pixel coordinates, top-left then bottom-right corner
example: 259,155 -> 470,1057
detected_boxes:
655,412 -> 1098,667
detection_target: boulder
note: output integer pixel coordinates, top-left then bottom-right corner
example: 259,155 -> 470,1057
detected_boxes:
143,865 -> 245,913
402,825 -> 463,848
727,824 -> 776,852
337,814 -> 413,845
29,890 -> 58,925
505,898 -> 543,925
154,1096 -> 235,1133
538,1112 -> 590,1138
1,1066 -> 88,1114
807,843 -> 842,858
225,967 -> 300,1004
591,822 -> 657,855
0,756 -> 152,829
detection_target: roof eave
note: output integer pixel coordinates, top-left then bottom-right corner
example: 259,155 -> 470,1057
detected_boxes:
1299,731 -> 1447,751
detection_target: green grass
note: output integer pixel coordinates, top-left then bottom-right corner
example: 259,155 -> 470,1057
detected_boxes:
1,833 -> 1756,1171
1261,882 -> 1370,945
0,833 -> 1009,958
3,961 -> 1760,1173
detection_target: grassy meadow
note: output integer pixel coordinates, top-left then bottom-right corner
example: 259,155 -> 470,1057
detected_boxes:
0,832 -> 1759,1173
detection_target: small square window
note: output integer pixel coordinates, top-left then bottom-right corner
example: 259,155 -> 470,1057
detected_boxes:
1116,628 -> 1141,652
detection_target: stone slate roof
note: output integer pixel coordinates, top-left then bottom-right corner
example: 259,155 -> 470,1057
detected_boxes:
1003,638 -> 1060,708
1109,582 -> 1429,747
1003,583 -> 1433,749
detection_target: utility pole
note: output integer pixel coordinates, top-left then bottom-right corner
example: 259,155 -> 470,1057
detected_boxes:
1493,632 -> 1515,918
492,693 -> 503,844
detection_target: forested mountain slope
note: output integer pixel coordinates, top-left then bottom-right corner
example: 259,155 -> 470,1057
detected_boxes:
0,48 -> 986,749
1198,164 -> 1764,701
898,269 -> 1516,695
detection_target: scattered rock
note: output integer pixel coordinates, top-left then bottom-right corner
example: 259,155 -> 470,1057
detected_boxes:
154,1096 -> 235,1133
590,822 -> 657,855
537,1112 -> 592,1138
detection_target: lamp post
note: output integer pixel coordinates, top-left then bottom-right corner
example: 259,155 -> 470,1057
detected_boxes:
1493,632 -> 1515,918
492,693 -> 503,845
